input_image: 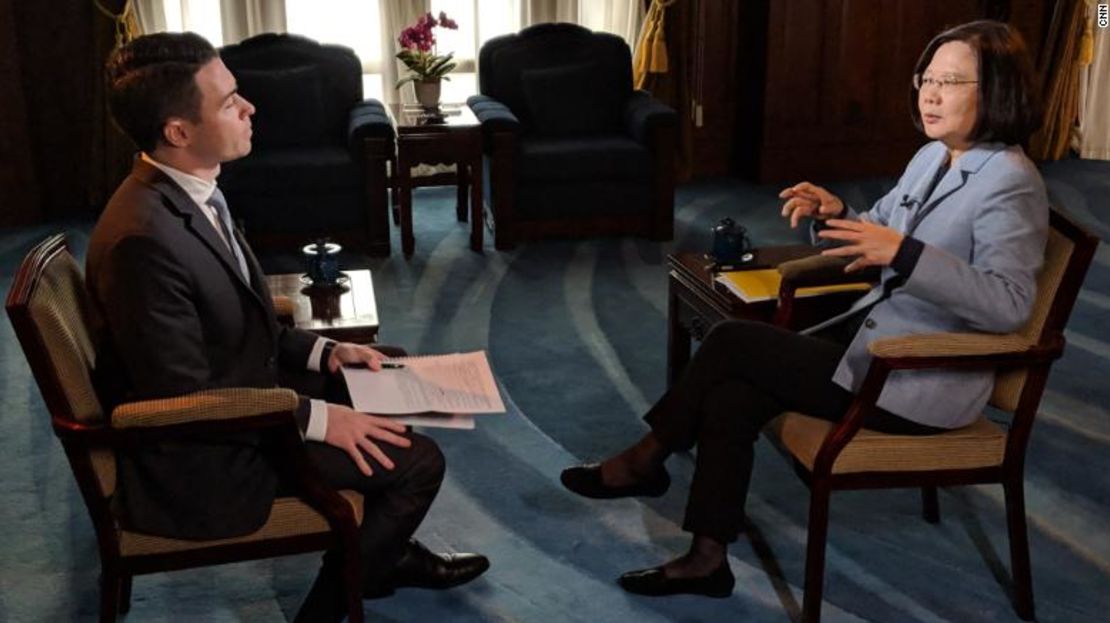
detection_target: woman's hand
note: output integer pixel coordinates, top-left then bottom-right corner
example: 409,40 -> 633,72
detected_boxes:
324,404 -> 412,476
817,219 -> 904,272
779,182 -> 845,228
327,342 -> 387,373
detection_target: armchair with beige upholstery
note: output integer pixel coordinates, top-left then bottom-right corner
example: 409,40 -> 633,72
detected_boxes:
764,208 -> 1097,623
5,235 -> 366,623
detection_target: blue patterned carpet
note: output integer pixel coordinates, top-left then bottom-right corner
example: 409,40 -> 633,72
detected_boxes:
2,158 -> 1109,621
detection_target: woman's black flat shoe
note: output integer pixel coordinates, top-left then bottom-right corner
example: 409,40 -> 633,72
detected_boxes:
560,463 -> 670,499
618,563 -> 735,598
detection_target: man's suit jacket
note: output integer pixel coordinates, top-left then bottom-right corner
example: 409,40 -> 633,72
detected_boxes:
87,158 -> 319,539
810,141 -> 1049,429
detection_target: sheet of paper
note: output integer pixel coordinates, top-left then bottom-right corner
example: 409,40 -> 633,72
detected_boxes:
342,351 -> 506,415
390,413 -> 476,430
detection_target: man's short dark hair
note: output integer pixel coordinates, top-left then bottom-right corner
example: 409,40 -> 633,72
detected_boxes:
106,32 -> 218,153
910,20 -> 1042,146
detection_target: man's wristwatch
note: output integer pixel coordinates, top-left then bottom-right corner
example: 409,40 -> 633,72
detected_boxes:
320,340 -> 337,371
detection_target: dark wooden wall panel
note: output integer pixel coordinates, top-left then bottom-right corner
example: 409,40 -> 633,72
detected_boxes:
1,0 -> 140,227
754,0 -> 985,182
688,0 -> 741,177
764,0 -> 823,134
0,0 -> 41,226
880,0 -> 930,139
835,0 -> 881,133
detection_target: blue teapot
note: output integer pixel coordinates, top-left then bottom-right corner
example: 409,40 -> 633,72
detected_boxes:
711,218 -> 753,266
303,239 -> 342,285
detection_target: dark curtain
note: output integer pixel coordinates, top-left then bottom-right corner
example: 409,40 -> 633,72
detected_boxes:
0,0 -> 132,228
0,0 -> 43,226
1029,0 -> 1086,161
89,0 -> 138,213
638,0 -> 694,183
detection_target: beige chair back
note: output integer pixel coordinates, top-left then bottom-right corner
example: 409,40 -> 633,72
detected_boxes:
6,235 -> 115,497
990,215 -> 1082,413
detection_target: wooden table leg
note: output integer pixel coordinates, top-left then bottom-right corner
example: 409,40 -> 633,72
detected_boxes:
666,283 -> 691,387
469,155 -> 483,252
456,164 -> 469,222
399,155 -> 415,256
390,156 -> 400,226
363,137 -> 391,256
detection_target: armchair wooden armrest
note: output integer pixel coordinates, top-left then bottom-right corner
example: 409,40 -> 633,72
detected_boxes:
112,387 -> 298,429
866,331 -> 1064,372
777,254 -> 880,287
772,252 -> 878,329
869,332 -> 1043,360
809,330 -> 1064,475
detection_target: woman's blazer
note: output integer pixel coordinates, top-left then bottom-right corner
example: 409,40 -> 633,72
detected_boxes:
809,141 -> 1049,428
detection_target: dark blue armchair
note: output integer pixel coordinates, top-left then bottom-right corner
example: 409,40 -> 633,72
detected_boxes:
219,34 -> 395,255
467,23 -> 677,249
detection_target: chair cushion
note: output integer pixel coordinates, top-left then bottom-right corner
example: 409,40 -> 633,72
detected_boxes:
119,490 -> 363,556
220,146 -> 361,193
767,413 -> 1006,474
235,65 -> 328,149
517,135 -> 650,182
521,62 -> 619,137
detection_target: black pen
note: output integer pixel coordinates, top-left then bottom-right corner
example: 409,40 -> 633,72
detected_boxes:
381,362 -> 406,369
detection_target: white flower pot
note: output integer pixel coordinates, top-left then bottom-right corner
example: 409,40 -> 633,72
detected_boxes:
413,79 -> 442,109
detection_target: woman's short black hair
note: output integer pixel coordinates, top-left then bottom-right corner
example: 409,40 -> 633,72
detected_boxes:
910,20 -> 1042,146
105,32 -> 218,153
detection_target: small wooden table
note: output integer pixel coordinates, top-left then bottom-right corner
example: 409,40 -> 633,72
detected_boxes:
265,269 -> 379,344
667,247 -> 865,385
388,103 -> 483,255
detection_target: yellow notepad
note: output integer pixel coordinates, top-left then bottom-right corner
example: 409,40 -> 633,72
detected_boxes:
714,269 -> 871,303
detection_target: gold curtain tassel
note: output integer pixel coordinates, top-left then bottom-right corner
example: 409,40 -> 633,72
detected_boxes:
633,0 -> 676,88
1078,17 -> 1094,65
93,0 -> 140,49
650,33 -> 669,73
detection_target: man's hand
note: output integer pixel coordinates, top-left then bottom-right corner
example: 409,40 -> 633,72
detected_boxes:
779,182 -> 845,228
328,342 -> 387,374
323,403 -> 412,476
817,218 -> 904,272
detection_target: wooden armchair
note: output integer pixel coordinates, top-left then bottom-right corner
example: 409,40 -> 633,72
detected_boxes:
5,235 -> 366,623
764,208 -> 1098,622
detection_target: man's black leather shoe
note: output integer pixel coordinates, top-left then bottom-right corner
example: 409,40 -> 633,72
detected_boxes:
560,463 -> 670,499
618,563 -> 735,598
390,539 -> 490,591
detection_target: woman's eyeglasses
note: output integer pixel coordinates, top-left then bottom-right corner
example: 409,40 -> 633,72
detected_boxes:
913,73 -> 979,93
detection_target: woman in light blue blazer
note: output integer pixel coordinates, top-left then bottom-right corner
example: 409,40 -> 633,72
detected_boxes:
562,20 -> 1048,598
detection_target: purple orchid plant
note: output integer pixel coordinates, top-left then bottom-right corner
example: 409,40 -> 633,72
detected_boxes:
395,11 -> 459,87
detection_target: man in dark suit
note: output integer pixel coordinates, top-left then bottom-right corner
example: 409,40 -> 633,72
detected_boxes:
88,32 -> 488,621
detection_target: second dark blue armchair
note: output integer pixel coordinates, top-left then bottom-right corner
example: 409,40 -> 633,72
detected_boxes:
468,23 -> 677,249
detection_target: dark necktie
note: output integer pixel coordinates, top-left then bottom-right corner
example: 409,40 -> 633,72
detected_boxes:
206,188 -> 250,282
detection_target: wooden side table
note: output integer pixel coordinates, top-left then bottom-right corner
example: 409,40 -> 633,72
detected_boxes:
666,247 -> 866,385
264,269 -> 379,344
388,104 -> 483,255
